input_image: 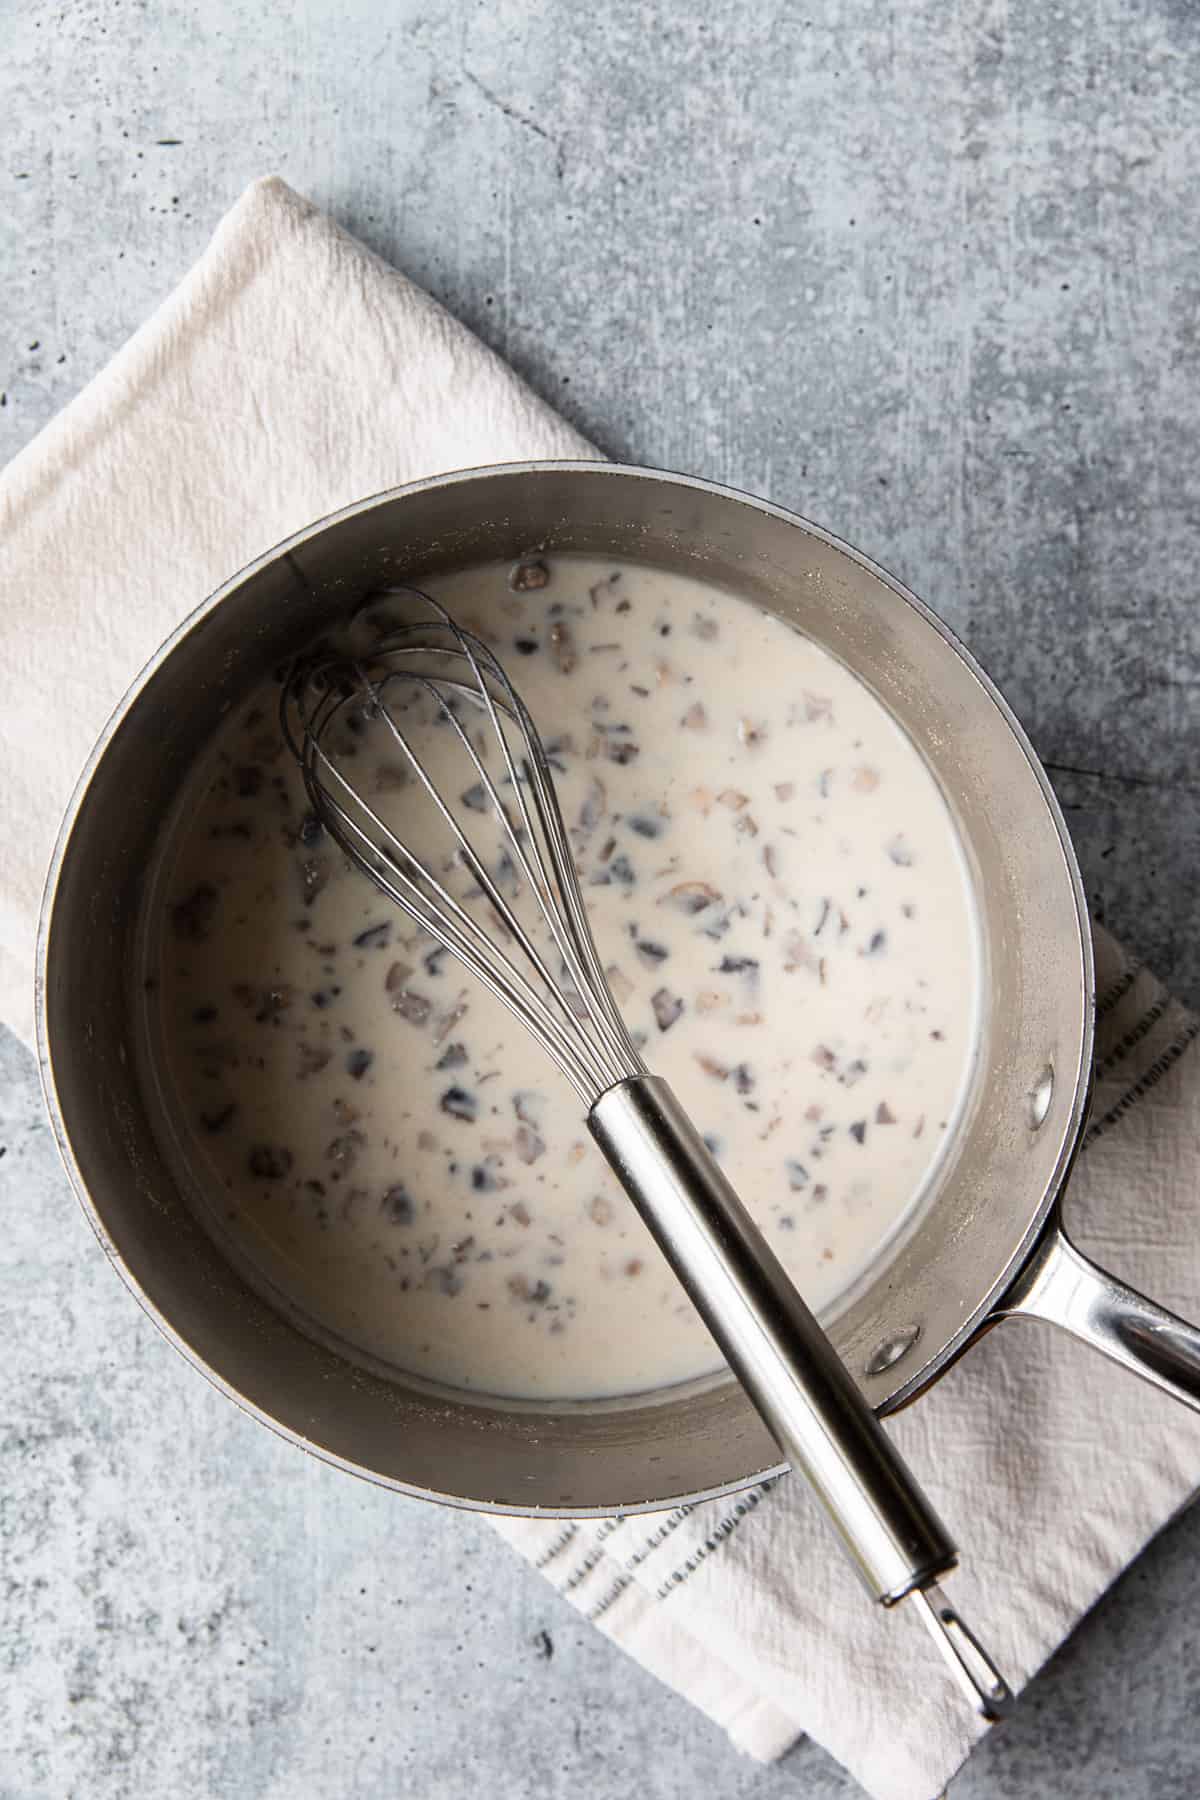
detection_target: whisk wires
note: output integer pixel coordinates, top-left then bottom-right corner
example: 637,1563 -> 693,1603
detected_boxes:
281,588 -> 647,1105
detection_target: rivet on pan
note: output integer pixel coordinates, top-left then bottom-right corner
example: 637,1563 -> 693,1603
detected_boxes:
1029,1063 -> 1055,1130
865,1324 -> 921,1376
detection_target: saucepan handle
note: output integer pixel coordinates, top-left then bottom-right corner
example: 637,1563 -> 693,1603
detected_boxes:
998,1216 -> 1200,1411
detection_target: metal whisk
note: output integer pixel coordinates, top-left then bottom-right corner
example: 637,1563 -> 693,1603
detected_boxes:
282,584 -> 1011,1721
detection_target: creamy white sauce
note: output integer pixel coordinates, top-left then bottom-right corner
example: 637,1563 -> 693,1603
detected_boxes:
144,556 -> 981,1400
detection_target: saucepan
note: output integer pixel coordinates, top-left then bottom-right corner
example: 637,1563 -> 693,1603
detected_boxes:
35,462 -> 1200,1514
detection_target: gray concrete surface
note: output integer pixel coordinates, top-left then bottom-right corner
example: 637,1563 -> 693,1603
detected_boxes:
4,0 -> 1200,1794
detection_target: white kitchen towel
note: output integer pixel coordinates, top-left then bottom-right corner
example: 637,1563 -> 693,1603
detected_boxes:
3,176 -> 1199,1800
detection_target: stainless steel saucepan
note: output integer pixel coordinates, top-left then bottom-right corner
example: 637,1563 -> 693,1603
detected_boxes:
35,462 -> 1200,1515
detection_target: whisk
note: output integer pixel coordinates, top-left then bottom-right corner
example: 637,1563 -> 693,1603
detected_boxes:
282,584 -> 1011,1720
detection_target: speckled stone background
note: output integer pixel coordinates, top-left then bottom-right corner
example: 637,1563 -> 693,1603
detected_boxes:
4,2 -> 1200,1796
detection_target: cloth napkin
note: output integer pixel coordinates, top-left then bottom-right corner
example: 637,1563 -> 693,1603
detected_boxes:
4,176 -> 1200,1800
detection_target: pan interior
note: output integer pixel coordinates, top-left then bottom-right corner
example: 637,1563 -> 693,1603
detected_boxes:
131,551 -> 984,1411
38,465 -> 1091,1512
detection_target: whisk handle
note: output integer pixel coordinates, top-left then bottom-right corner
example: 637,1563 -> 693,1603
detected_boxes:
589,1074 -> 955,1606
589,1079 -> 1012,1721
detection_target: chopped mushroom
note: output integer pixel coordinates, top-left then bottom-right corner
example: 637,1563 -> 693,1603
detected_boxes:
510,557 -> 549,591
659,880 -> 722,917
651,987 -> 684,1031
